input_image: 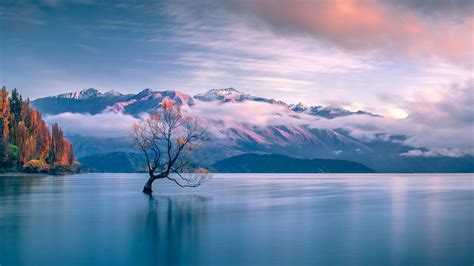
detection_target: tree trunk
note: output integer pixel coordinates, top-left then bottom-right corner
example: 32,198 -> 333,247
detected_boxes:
143,176 -> 154,194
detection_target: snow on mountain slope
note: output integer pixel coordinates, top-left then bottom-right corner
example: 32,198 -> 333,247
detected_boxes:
34,87 -> 375,119
194,88 -> 286,105
289,102 -> 379,119
35,88 -> 474,173
194,88 -> 378,119
34,87 -> 378,160
54,88 -> 124,99
32,89 -> 132,115
107,89 -> 195,115
194,88 -> 244,102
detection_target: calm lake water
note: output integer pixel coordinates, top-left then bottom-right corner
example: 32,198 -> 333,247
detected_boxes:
0,173 -> 472,266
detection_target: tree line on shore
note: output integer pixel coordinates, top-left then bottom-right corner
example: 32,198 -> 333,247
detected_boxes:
0,87 -> 75,173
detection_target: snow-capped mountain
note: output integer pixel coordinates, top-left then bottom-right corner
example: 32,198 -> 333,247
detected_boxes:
289,103 -> 378,119
194,88 -> 245,102
33,87 -> 375,119
32,87 -> 377,158
32,87 -> 379,155
194,88 -> 286,105
32,88 -> 132,114
54,88 -> 124,100
31,87 -> 474,172
107,89 -> 195,115
194,88 -> 378,119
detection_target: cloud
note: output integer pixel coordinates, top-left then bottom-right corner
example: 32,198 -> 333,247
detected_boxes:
44,111 -> 140,137
403,80 -> 474,128
41,78 -> 473,157
184,100 -> 302,126
400,148 -> 471,158
389,0 -> 474,17
385,107 -> 409,120
74,43 -> 99,55
184,80 -> 474,154
150,1 -> 378,104
0,2 -> 46,26
307,80 -> 474,153
141,1 -> 472,110
303,112 -> 473,154
4,0 -> 470,113
217,0 -> 474,67
45,79 -> 473,155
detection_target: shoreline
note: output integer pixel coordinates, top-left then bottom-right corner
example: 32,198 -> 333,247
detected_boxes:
0,172 -> 74,177
0,172 -> 49,177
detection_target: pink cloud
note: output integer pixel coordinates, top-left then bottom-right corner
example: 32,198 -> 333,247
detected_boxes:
222,0 -> 474,67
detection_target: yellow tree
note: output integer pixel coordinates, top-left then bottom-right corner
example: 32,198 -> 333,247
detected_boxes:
37,118 -> 51,161
0,87 -> 10,142
17,122 -> 35,164
131,99 -> 210,194
50,123 -> 75,169
0,87 -> 10,164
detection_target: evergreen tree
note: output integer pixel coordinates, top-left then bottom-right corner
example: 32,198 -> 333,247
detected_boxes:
9,88 -> 22,145
9,88 -> 22,124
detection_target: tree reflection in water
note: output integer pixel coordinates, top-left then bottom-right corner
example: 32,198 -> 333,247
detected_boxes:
141,194 -> 211,265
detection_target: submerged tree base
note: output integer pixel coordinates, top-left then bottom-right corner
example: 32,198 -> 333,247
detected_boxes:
143,181 -> 153,194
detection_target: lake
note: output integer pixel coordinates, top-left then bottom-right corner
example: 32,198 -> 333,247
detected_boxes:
0,173 -> 472,265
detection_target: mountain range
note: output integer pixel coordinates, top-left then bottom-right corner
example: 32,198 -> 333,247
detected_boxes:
31,88 -> 474,173
33,87 -> 376,118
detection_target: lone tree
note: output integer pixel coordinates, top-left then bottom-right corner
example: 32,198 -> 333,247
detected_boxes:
132,99 -> 210,194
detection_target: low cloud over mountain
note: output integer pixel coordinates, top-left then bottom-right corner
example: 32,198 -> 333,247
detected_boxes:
36,81 -> 473,159
44,112 -> 140,138
30,83 -> 473,172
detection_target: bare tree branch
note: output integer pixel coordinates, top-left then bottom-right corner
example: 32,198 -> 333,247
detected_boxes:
131,99 -> 212,193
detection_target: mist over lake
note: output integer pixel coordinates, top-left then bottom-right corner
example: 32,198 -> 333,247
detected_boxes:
1,173 -> 472,266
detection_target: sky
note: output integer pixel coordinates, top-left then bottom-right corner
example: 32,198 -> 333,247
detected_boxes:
0,0 -> 473,118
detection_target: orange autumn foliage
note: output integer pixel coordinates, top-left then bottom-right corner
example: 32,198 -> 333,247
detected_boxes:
0,88 -> 10,142
51,123 -> 74,168
0,87 -> 75,171
161,99 -> 175,109
177,137 -> 186,145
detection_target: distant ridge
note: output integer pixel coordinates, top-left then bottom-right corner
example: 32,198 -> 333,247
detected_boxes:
77,152 -> 374,173
32,87 -> 377,118
32,88 -> 474,173
53,88 -> 124,100
78,152 -> 145,173
212,153 -> 376,173
32,88 -> 132,114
